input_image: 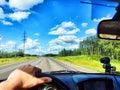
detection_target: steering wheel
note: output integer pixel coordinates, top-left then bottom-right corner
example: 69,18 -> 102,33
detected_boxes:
29,73 -> 69,90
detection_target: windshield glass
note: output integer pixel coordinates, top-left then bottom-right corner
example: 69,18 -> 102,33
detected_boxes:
0,0 -> 119,79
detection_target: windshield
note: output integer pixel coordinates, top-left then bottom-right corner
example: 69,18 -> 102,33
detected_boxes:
0,0 -> 119,79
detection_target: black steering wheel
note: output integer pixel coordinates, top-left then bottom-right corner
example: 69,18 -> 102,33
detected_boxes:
29,73 -> 69,90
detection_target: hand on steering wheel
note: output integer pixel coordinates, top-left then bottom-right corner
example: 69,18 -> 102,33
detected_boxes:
0,64 -> 52,90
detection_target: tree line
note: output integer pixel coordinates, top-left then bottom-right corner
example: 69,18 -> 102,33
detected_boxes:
59,35 -> 120,60
0,49 -> 39,58
0,49 -> 24,58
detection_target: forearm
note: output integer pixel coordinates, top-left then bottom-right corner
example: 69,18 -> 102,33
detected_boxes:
0,80 -> 22,90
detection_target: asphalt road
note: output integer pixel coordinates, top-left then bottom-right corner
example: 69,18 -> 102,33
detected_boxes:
0,57 -> 98,80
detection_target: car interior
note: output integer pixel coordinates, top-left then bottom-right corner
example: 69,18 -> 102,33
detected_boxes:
0,0 -> 120,90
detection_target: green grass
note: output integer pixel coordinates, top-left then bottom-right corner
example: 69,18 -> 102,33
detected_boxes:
0,56 -> 38,66
52,55 -> 120,72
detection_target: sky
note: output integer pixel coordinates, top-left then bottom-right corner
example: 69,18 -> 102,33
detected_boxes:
0,0 -> 118,55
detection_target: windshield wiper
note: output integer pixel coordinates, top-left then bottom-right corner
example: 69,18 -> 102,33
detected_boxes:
45,70 -> 82,74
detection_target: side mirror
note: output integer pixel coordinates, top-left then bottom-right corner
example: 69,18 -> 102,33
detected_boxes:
98,20 -> 120,40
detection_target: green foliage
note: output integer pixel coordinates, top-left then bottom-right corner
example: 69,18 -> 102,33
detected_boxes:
59,49 -> 81,56
59,35 -> 120,60
0,56 -> 38,65
0,49 -> 24,58
43,54 -> 58,57
79,35 -> 99,55
56,35 -> 120,72
16,49 -> 24,57
53,55 -> 120,72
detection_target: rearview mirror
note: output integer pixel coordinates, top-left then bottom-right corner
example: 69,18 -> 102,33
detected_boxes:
98,20 -> 120,40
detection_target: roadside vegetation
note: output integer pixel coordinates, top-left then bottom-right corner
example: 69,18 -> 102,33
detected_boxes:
52,55 -> 120,72
0,50 -> 38,65
0,56 -> 38,65
52,35 -> 120,72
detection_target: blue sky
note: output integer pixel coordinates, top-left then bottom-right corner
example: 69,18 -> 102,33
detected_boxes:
0,0 -> 118,55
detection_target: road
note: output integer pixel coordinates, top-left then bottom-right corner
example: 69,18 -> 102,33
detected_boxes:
0,57 -> 98,79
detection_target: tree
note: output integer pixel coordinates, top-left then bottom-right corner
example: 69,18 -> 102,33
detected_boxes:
58,35 -> 120,60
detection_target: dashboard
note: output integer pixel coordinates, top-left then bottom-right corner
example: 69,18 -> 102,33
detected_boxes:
31,73 -> 120,90
1,73 -> 120,90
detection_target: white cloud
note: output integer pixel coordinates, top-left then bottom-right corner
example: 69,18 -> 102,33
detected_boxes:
61,21 -> 75,28
9,0 -> 44,10
2,20 -> 13,25
19,38 -> 42,55
49,28 -> 79,35
68,44 -> 79,49
48,44 -> 79,54
93,15 -> 111,22
25,38 -> 39,49
8,11 -> 31,22
48,45 -> 64,53
0,0 -> 43,25
0,8 -> 13,25
0,8 -> 31,24
0,41 -> 16,52
35,33 -> 40,36
0,8 -> 5,19
48,35 -> 80,54
85,28 -> 96,35
0,36 -> 2,41
81,22 -> 88,27
0,0 -> 7,5
0,38 -> 42,55
7,41 -> 16,46
49,35 -> 80,45
49,21 -> 80,35
25,46 -> 42,55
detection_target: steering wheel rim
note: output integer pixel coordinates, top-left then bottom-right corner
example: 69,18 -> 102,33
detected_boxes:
29,73 -> 69,90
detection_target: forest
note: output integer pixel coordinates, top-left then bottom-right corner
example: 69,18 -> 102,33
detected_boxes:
59,35 -> 120,60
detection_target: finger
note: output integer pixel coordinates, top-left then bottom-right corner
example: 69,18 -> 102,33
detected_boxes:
40,77 -> 52,83
35,77 -> 52,84
23,77 -> 52,89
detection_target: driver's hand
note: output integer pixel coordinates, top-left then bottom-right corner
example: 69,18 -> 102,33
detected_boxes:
0,64 -> 52,90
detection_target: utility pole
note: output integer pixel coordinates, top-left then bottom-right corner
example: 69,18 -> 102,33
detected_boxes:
14,44 -> 17,57
22,31 -> 27,56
